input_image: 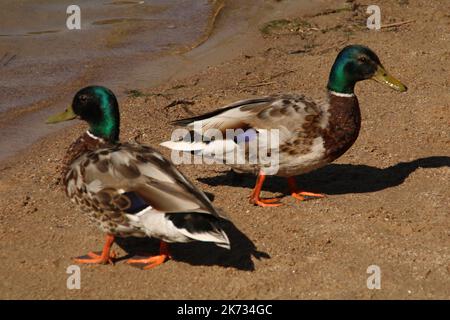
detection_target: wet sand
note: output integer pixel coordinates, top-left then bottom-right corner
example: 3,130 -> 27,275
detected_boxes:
0,0 -> 320,162
0,0 -> 222,160
0,0 -> 449,299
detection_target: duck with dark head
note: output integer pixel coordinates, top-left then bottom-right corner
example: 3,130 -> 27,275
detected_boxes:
161,45 -> 407,207
47,86 -> 230,269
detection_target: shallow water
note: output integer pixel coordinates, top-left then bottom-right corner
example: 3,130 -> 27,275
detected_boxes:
0,0 -> 215,113
0,0 -> 316,162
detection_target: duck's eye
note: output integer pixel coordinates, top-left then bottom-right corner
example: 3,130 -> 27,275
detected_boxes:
358,56 -> 368,63
79,95 -> 88,103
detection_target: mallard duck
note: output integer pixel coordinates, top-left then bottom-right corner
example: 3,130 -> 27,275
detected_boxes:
46,86 -> 230,269
161,45 -> 407,207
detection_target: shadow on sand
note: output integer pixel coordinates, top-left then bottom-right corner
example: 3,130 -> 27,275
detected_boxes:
114,156 -> 449,270
115,220 -> 269,271
198,156 -> 450,196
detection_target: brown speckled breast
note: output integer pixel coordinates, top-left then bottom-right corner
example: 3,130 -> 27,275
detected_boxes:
61,134 -> 146,237
321,93 -> 361,163
60,132 -> 109,184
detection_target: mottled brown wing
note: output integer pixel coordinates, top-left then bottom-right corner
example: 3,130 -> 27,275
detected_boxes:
178,94 -> 326,143
72,143 -> 220,217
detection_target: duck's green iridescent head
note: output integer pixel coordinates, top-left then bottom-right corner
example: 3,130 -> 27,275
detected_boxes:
46,86 -> 120,142
327,45 -> 407,94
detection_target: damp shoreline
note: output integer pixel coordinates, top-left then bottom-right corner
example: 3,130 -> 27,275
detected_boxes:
0,0 -> 318,163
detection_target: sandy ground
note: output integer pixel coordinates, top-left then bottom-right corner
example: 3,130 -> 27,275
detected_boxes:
0,0 -> 449,299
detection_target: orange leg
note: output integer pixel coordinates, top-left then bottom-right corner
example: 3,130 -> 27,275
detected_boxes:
249,172 -> 283,207
126,241 -> 171,270
74,234 -> 116,265
287,177 -> 325,201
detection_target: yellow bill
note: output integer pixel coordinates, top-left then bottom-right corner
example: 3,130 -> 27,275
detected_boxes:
371,65 -> 407,92
46,105 -> 77,124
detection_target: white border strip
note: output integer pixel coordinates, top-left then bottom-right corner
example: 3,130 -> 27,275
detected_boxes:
86,130 -> 105,142
329,90 -> 355,98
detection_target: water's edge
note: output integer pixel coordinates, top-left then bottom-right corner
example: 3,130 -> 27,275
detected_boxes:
0,0 -> 319,164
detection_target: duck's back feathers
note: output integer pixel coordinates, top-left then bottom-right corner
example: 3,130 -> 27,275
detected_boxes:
69,143 -> 218,215
66,142 -> 230,247
162,94 -> 331,175
172,97 -> 275,127
171,94 -> 326,133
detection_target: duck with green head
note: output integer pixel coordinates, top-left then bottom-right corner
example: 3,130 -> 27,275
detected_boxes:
47,86 -> 230,269
161,45 -> 407,207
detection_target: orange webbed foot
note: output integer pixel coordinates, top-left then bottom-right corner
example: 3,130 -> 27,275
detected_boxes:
287,177 -> 325,202
291,191 -> 325,201
73,234 -> 116,265
250,197 -> 283,207
126,241 -> 171,270
74,250 -> 117,265
126,254 -> 169,270
249,172 -> 284,207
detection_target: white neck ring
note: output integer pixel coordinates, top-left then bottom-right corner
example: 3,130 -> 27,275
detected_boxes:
329,90 -> 355,98
86,130 -> 104,142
